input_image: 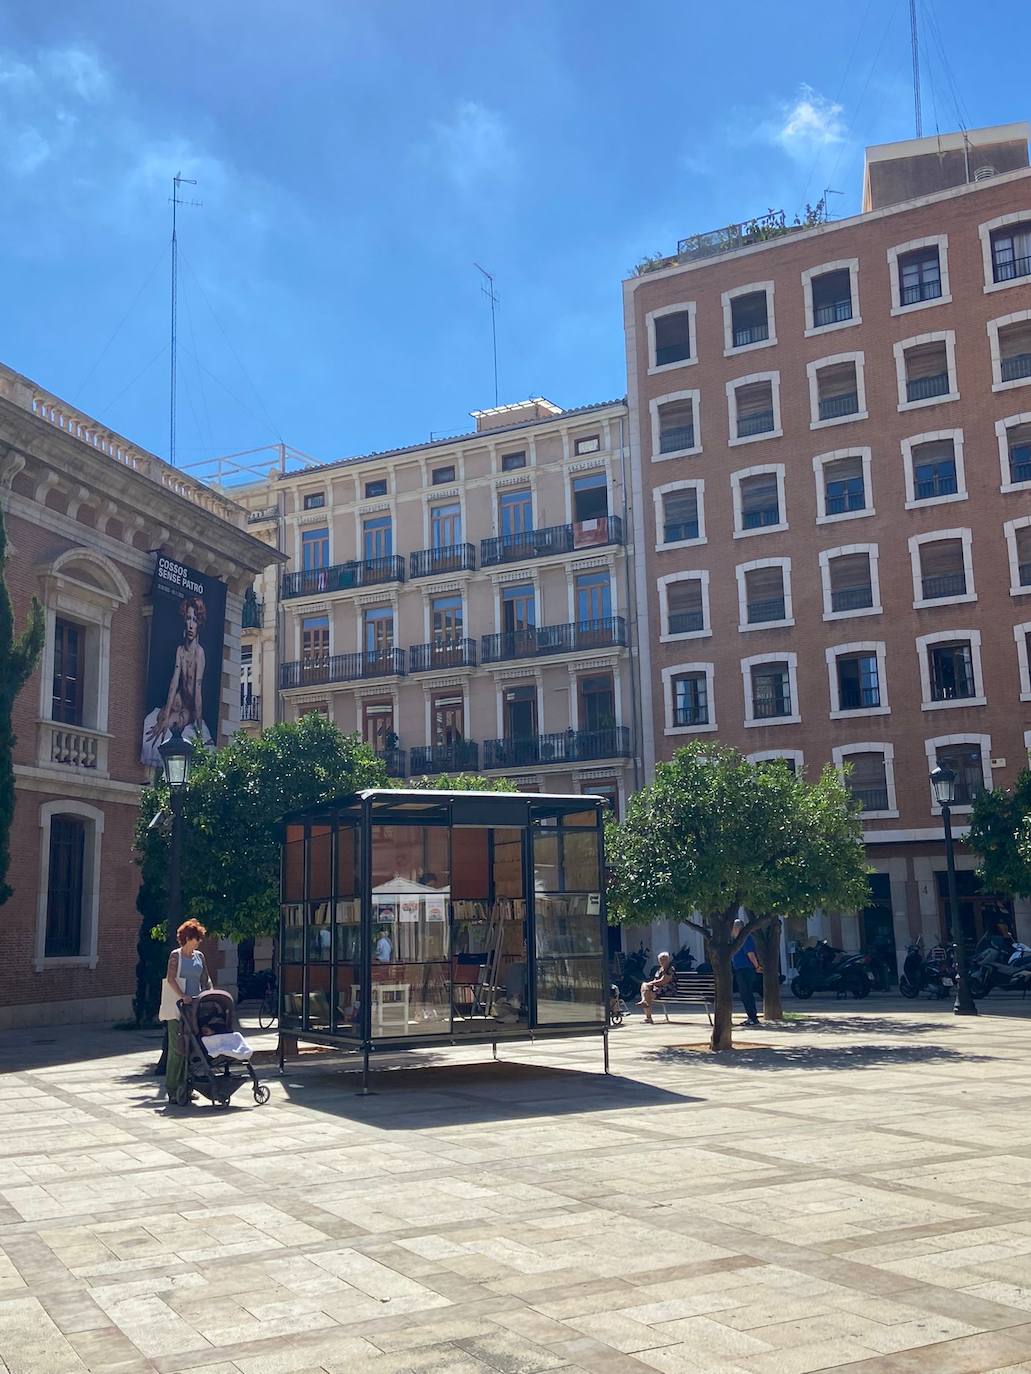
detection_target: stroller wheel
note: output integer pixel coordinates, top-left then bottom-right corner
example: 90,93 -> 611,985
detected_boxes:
174,1085 -> 191,1107
253,1085 -> 271,1106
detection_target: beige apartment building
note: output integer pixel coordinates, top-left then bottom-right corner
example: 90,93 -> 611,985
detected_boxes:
237,398 -> 641,813
625,123 -> 1031,967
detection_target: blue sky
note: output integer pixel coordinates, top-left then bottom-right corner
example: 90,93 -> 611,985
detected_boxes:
1,1 -> 1025,474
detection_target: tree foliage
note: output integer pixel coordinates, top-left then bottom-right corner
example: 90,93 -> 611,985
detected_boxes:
968,770 -> 1031,899
0,504 -> 45,906
405,772 -> 518,793
606,744 -> 868,1049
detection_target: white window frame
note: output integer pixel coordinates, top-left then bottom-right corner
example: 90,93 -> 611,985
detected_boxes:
988,310 -> 1031,395
646,301 -> 698,376
979,211 -> 1031,295
1015,622 -> 1031,701
894,329 -> 959,412
887,234 -> 952,316
826,641 -> 890,718
34,800 -> 103,971
731,463 -> 787,538
741,651 -> 801,728
653,479 -> 706,551
813,446 -> 874,524
662,661 -> 717,736
802,258 -> 861,337
901,428 -> 967,509
997,411 -> 1031,493
831,743 -> 898,819
908,528 -> 976,609
807,351 -> 868,431
747,749 -> 805,774
736,557 -> 793,633
649,388 -> 702,461
727,371 -> 783,447
923,734 -> 993,815
916,629 -> 986,711
819,544 -> 882,622
722,280 -> 777,355
658,570 -> 711,643
1004,516 -> 1031,596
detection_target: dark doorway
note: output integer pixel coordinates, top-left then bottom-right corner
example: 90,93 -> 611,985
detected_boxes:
861,873 -> 897,987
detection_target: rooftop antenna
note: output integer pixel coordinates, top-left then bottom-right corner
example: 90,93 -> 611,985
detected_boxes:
909,0 -> 923,137
821,188 -> 844,220
474,262 -> 499,407
169,172 -> 202,466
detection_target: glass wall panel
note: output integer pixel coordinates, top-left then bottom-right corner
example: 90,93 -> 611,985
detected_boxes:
307,900 -> 332,961
309,825 -> 332,901
334,898 -> 361,1035
335,825 -> 358,897
532,825 -> 605,1026
283,825 -> 305,901
281,962 -> 303,1030
372,825 -> 450,888
307,963 -> 332,1030
533,829 -> 600,893
282,902 -> 304,964
370,824 -> 451,1037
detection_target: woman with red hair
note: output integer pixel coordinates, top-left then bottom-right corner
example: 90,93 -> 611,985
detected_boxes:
158,920 -> 213,1103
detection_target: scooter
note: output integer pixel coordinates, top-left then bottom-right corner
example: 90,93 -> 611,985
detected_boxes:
791,942 -> 873,999
969,941 -> 1031,997
899,939 -> 958,999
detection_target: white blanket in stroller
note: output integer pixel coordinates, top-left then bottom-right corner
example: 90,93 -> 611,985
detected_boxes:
201,1031 -> 253,1062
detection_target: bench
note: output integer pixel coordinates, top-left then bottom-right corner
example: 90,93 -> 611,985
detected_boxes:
658,972 -> 717,1025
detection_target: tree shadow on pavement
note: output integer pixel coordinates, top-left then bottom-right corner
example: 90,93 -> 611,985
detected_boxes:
763,1015 -> 949,1036
648,1042 -> 994,1071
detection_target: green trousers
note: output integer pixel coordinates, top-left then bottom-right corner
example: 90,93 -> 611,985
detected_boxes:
164,1020 -> 186,1096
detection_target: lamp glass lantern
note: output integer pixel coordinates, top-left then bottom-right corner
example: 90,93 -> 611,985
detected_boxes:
930,763 -> 957,808
158,726 -> 194,792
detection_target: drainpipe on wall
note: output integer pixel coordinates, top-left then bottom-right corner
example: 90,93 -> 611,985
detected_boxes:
618,412 -> 642,792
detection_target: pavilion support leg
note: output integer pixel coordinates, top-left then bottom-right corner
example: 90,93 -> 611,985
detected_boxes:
603,1027 -> 610,1075
358,1045 -> 372,1096
276,1034 -> 285,1075
492,1040 -> 498,1061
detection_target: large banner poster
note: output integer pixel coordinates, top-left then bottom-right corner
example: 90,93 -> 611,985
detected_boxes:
141,556 -> 227,768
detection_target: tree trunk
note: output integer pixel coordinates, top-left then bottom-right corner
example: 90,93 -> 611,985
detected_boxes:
755,918 -> 784,1021
710,943 -> 734,1051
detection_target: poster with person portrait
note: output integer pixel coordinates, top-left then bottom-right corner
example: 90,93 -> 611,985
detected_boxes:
141,555 -> 227,768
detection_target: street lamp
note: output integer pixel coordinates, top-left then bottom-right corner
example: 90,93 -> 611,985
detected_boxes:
929,763 -> 978,1017
157,725 -> 194,950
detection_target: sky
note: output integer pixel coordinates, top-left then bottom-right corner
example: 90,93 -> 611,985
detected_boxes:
0,0 -> 1026,477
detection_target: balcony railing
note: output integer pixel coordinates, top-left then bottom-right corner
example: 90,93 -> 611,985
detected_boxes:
246,504 -> 279,523
825,489 -> 866,515
481,617 -> 627,664
732,322 -> 769,348
656,343 -> 692,366
282,556 -> 405,599
659,424 -> 695,453
921,571 -> 966,600
752,692 -> 792,719
818,391 -> 860,421
993,253 -> 1031,283
483,726 -> 632,769
900,278 -> 941,305
673,704 -> 708,727
839,686 -> 881,711
813,299 -> 853,327
480,516 -> 623,567
377,747 -> 407,779
240,697 -> 261,722
668,609 -> 705,634
242,598 -> 263,629
849,785 -> 889,812
906,371 -> 949,403
410,741 -> 480,775
1001,353 -> 1031,383
747,596 -> 786,624
737,409 -> 775,437
410,544 -> 476,578
42,722 -> 105,772
663,520 -> 699,543
830,585 -> 874,612
409,639 -> 477,672
280,648 -> 406,688
741,505 -> 780,529
931,675 -> 975,702
915,473 -> 958,500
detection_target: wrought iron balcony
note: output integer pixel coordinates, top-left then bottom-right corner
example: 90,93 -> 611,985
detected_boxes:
1001,353 -> 1031,383
900,278 -> 941,305
376,747 -> 407,778
825,489 -> 867,515
741,506 -> 780,530
737,409 -> 775,437
410,544 -> 476,578
813,299 -> 853,327
921,571 -> 966,600
752,692 -> 792,719
930,674 -> 975,702
732,322 -> 769,348
673,704 -> 708,727
993,252 -> 1031,284
408,639 -> 477,672
914,473 -> 958,500
663,520 -> 699,543
410,741 -> 480,775
849,785 -> 889,812
242,597 -> 263,629
280,648 -> 406,689
480,516 -> 623,567
747,596 -> 786,624
483,726 -> 632,769
818,391 -> 860,420
655,342 -> 692,366
839,685 -> 881,711
240,696 -> 261,722
246,505 -> 279,524
668,609 -> 705,634
281,556 -> 405,599
659,424 -> 695,453
481,617 -> 627,665
830,585 -> 874,612
906,372 -> 949,403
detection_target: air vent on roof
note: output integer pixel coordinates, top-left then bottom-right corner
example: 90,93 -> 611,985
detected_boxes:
973,164 -> 997,182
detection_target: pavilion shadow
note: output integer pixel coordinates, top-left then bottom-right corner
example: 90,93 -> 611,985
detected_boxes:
648,1042 -> 994,1071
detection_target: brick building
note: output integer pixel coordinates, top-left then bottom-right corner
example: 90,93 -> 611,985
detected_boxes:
624,124 -> 1031,967
0,364 -> 280,1028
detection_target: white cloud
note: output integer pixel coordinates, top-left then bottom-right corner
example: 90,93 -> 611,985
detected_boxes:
0,44 -> 109,177
428,100 -> 515,194
775,85 -> 846,154
48,47 -> 110,102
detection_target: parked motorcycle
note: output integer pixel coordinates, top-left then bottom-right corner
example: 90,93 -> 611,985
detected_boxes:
672,945 -> 697,972
614,943 -> 650,1001
969,938 -> 1031,997
899,939 -> 957,999
791,941 -> 873,999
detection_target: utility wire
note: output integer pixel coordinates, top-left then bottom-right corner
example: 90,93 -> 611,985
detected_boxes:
920,0 -> 972,132
181,274 -> 216,454
801,0 -> 878,206
72,243 -> 168,404
97,342 -> 168,420
821,2 -> 902,204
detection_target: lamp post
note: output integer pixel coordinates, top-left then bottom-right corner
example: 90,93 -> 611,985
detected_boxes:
155,726 -> 194,1072
929,763 -> 978,1017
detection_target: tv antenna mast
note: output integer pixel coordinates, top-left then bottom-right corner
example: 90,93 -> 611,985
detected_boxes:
474,262 -> 499,407
909,0 -> 922,137
169,172 -> 202,466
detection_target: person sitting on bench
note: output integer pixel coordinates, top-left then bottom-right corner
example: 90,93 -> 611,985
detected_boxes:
638,951 -> 674,1024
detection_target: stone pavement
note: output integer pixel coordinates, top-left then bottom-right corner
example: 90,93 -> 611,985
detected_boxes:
3,1000 -> 1031,1374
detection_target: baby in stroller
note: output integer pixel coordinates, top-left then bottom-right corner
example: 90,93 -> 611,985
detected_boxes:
175,989 -> 270,1109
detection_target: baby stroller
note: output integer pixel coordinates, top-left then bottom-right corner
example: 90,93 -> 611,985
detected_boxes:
176,989 -> 270,1109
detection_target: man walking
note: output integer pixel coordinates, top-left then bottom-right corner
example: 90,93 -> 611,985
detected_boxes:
732,917 -> 762,1028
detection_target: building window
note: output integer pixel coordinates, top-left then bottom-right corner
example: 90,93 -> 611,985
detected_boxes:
362,514 -> 392,562
989,314 -> 1031,391
364,607 -> 394,656
922,635 -> 981,706
51,619 -> 85,726
303,491 -> 326,509
363,701 -> 394,754
673,671 -> 709,727
364,479 -> 387,499
733,466 -> 785,535
815,451 -> 870,521
503,685 -> 537,739
301,615 -> 329,662
301,527 -> 329,571
821,547 -> 880,619
45,815 -> 86,958
808,354 -> 866,427
899,245 -> 942,305
499,488 -> 533,536
895,332 -> 958,409
998,415 -> 1031,489
501,582 -> 535,634
909,531 -> 974,607
1005,518 -> 1031,594
738,560 -> 790,629
730,377 -> 778,441
431,464 -> 456,485
584,779 -> 619,818
654,395 -> 698,456
431,595 -> 463,645
501,450 -> 527,471
837,749 -> 894,815
571,472 -> 608,522
989,219 -> 1031,284
748,750 -> 803,775
429,502 -> 461,549
578,672 -> 615,732
663,575 -> 707,637
240,643 -> 254,707
431,692 -> 465,746
829,646 -> 885,714
747,659 -> 794,723
903,432 -> 965,507
724,285 -> 773,351
574,435 -> 600,455
658,484 -> 701,545
575,571 -> 612,626
809,266 -> 855,329
928,739 -> 990,808
651,306 -> 695,367
1014,623 -> 1031,701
